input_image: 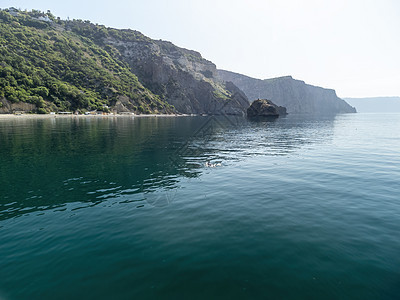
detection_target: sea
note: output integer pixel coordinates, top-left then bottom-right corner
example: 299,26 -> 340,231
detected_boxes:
0,113 -> 399,299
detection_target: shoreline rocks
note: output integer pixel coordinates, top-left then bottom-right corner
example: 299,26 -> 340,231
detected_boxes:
247,99 -> 287,117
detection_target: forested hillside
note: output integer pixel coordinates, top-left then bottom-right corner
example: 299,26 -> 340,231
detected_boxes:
0,8 -> 174,114
218,70 -> 356,114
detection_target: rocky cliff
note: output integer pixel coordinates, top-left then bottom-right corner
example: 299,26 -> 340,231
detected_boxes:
66,20 -> 249,115
102,36 -> 249,115
0,98 -> 35,114
218,70 -> 356,114
0,8 -> 248,115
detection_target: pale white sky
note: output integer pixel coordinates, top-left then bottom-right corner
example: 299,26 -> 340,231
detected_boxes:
2,0 -> 400,97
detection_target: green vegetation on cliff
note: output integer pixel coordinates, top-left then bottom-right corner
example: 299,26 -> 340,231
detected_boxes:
0,8 -> 174,114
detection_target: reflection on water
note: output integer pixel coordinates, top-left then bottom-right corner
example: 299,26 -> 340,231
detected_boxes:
0,115 -> 336,220
1,114 -> 400,299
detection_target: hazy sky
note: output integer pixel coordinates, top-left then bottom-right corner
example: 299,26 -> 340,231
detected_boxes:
2,0 -> 399,97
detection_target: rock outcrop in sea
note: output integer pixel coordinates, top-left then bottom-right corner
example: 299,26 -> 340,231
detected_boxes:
218,70 -> 356,114
247,99 -> 287,117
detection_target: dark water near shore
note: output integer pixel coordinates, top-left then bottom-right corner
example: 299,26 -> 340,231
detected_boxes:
0,113 -> 399,299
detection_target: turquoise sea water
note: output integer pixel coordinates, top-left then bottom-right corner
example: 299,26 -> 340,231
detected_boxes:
0,113 -> 399,299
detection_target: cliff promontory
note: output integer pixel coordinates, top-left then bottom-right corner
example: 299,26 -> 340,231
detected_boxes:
218,70 -> 356,114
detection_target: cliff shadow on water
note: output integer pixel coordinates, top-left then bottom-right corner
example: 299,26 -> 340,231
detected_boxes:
0,114 -> 337,220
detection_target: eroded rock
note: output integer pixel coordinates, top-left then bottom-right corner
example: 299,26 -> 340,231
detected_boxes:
247,99 -> 287,117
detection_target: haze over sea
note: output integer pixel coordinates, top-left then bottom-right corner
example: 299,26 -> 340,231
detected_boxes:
0,113 -> 399,299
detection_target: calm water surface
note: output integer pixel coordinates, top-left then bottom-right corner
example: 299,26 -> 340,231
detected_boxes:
0,113 -> 399,299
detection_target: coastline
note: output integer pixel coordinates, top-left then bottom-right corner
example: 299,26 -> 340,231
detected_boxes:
0,113 -> 192,120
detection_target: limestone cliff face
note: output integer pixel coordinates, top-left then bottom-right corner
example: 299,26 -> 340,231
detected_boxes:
218,70 -> 356,114
106,36 -> 248,115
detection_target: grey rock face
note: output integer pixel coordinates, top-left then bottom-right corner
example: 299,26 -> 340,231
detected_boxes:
105,36 -> 248,115
247,99 -> 287,117
218,70 -> 356,114
0,98 -> 35,113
